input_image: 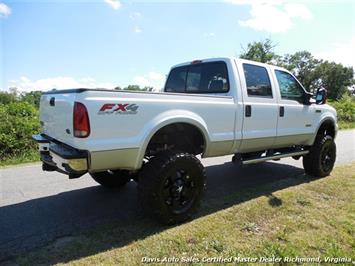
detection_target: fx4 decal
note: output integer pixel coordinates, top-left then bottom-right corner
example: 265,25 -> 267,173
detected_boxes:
98,103 -> 139,115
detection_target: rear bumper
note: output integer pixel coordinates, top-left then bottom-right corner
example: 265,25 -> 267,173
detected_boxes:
32,134 -> 88,178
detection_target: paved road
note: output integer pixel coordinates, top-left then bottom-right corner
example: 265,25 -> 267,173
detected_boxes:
0,130 -> 354,261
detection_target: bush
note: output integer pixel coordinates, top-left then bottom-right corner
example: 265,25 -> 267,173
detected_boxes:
329,94 -> 355,122
0,91 -> 17,104
0,102 -> 40,159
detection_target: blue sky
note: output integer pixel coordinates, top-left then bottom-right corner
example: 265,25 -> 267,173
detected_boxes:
0,0 -> 354,91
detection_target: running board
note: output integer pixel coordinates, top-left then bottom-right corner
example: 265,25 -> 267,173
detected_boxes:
242,150 -> 309,165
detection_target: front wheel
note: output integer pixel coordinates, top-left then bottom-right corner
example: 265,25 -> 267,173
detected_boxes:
303,135 -> 336,177
138,152 -> 206,225
90,170 -> 133,188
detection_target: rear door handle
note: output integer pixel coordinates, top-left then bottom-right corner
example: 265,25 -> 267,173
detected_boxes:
280,106 -> 284,117
245,105 -> 251,117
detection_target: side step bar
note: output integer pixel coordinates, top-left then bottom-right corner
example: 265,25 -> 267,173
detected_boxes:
242,150 -> 309,165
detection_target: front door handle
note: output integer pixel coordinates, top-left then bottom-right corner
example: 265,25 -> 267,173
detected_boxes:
280,106 -> 284,117
245,105 -> 252,117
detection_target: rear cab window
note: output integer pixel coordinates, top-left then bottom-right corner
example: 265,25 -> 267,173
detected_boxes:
164,61 -> 229,93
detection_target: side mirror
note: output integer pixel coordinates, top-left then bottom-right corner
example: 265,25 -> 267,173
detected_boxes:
303,92 -> 313,105
315,88 -> 327,104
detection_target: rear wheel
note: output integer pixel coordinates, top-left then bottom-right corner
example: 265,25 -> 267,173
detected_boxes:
90,170 -> 132,188
303,135 -> 336,177
138,152 -> 206,225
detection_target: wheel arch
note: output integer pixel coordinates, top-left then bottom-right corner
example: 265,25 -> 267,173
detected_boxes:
134,111 -> 210,168
310,117 -> 337,145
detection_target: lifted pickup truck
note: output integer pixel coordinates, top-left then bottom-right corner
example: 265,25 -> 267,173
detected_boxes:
33,57 -> 337,224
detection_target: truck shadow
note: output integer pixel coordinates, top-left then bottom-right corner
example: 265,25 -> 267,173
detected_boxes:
0,161 -> 318,264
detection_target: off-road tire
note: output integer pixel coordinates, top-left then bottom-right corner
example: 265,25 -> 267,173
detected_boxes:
303,135 -> 336,177
90,170 -> 132,188
138,152 -> 206,225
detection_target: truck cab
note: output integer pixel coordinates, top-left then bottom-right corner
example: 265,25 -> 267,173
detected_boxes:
164,58 -> 336,153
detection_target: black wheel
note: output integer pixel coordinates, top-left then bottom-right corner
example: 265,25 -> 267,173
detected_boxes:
303,135 -> 336,177
138,152 -> 206,225
90,170 -> 132,188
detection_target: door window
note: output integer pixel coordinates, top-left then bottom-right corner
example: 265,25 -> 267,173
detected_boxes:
243,63 -> 272,98
275,70 -> 305,103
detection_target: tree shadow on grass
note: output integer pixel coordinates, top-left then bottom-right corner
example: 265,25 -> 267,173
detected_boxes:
0,161 -> 318,264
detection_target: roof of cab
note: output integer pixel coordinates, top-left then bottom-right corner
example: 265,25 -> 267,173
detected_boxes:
170,57 -> 282,70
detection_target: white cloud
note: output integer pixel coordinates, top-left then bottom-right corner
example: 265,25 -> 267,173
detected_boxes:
0,3 -> 11,18
284,3 -> 312,20
8,76 -> 115,92
226,0 -> 312,33
315,38 -> 355,69
133,72 -> 165,91
203,32 -> 215,37
134,26 -> 142,33
104,0 -> 121,10
148,72 -> 165,81
133,76 -> 150,86
129,12 -> 141,20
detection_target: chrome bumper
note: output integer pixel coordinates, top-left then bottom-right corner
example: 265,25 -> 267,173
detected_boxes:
32,134 -> 88,179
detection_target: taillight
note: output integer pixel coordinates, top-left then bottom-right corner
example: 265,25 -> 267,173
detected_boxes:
73,102 -> 90,138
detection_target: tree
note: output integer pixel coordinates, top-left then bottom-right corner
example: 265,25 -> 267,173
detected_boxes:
124,85 -> 142,91
239,39 -> 277,63
123,85 -> 154,91
277,51 -> 321,92
0,101 -> 39,158
0,91 -> 17,104
313,61 -> 354,100
20,91 -> 42,108
142,86 -> 154,92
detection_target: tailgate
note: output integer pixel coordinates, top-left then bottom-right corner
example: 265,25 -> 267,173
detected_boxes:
40,92 -> 76,145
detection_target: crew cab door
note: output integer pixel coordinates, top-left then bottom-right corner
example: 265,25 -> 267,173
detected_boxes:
236,61 -> 278,152
272,68 -> 315,147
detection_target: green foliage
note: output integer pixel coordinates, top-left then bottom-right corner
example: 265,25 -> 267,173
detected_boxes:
0,91 -> 17,104
277,51 -> 321,92
329,94 -> 355,122
121,85 -> 154,91
313,62 -> 354,100
0,101 -> 40,159
20,91 -> 42,108
239,39 -> 276,63
124,85 -> 142,91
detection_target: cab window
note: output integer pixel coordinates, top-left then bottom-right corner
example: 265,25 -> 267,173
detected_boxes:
165,66 -> 188,93
243,63 -> 273,98
275,70 -> 305,103
164,61 -> 229,93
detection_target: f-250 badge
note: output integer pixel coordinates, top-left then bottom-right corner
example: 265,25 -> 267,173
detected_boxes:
98,103 -> 139,115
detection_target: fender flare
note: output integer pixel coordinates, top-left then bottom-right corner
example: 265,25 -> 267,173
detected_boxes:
134,111 -> 210,168
310,117 -> 337,145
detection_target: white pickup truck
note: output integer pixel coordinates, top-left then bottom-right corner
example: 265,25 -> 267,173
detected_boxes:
33,57 -> 337,224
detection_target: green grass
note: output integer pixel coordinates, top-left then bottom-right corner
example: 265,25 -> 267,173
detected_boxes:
0,148 -> 39,167
15,163 -> 355,265
338,120 -> 355,130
